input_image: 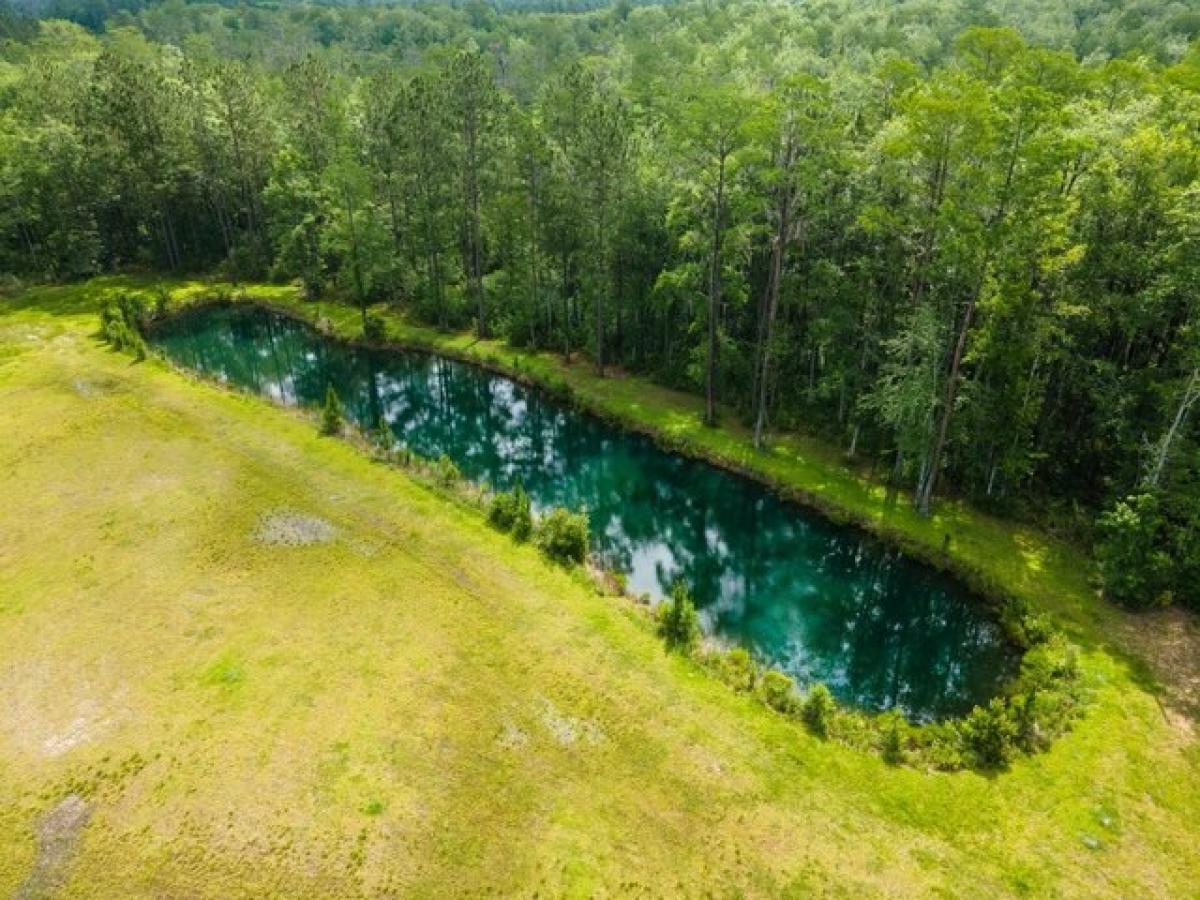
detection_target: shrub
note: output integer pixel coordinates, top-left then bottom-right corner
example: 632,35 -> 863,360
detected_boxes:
960,697 -> 1019,768
510,492 -> 533,542
488,485 -> 532,541
1096,493 -> 1173,608
363,313 -> 387,342
714,647 -> 758,693
372,419 -> 394,456
320,385 -> 344,436
656,580 -> 700,654
1006,634 -> 1083,752
99,294 -> 149,359
879,711 -> 909,764
434,454 -> 461,486
151,283 -> 170,318
920,722 -> 967,771
535,507 -> 588,564
115,292 -> 149,329
802,683 -> 836,737
758,669 -> 800,716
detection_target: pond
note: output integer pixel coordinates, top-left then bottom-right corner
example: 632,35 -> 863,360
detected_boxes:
150,304 -> 1016,720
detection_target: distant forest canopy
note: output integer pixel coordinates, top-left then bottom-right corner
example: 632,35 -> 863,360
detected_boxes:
1,0 -> 1198,609
4,0 -> 671,32
4,0 -> 1200,60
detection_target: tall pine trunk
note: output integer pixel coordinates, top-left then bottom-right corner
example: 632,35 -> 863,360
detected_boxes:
705,151 -> 726,428
754,198 -> 789,449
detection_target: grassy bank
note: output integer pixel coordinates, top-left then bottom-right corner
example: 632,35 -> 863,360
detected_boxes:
2,278 -> 1198,896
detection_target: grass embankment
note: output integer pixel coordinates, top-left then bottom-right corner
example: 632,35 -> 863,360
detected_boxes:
1,278 -> 1198,896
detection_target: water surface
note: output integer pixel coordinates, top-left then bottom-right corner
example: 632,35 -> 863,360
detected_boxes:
150,304 -> 1015,719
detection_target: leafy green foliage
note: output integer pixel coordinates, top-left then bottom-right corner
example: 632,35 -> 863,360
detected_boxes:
1097,494 -> 1170,607
363,313 -> 387,342
319,385 -> 344,436
534,507 -> 588,565
758,670 -> 801,716
960,698 -> 1019,769
434,454 -> 461,486
655,580 -> 700,654
1097,493 -> 1180,609
712,646 -> 758,693
488,484 -> 532,542
7,2 -> 1200,601
802,683 -> 836,738
372,419 -> 394,456
99,294 -> 149,359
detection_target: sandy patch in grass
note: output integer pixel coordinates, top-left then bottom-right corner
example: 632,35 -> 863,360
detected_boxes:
1116,606 -> 1200,737
497,720 -> 530,751
13,794 -> 91,900
41,707 -> 113,758
1,662 -> 125,760
253,511 -> 337,547
540,699 -> 604,747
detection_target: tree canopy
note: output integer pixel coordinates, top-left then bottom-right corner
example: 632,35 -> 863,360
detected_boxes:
2,0 -> 1199,609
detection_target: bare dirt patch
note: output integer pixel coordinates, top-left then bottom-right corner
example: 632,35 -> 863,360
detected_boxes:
13,794 -> 91,900
253,511 -> 336,547
41,708 -> 112,758
1116,606 -> 1200,737
540,699 -> 604,748
496,720 -> 530,751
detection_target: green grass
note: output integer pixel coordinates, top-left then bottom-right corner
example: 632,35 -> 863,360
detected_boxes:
1,278 -> 1198,896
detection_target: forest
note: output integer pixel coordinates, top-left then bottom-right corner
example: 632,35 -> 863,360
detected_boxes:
1,0 -> 1199,610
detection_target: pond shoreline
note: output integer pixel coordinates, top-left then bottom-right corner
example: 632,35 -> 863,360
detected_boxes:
150,295 -> 1032,651
130,288 -> 1084,765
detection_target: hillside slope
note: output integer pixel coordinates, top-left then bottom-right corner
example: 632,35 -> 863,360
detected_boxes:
1,285 -> 1198,897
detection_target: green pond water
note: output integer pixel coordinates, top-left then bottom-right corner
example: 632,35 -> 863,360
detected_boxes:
150,304 -> 1016,720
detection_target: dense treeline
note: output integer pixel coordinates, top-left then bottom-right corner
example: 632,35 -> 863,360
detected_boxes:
2,0 -> 1198,609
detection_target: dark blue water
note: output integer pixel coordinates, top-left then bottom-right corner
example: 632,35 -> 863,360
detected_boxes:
150,304 -> 1015,719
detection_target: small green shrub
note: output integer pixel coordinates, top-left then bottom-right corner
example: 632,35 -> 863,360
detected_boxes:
758,669 -> 800,716
151,283 -> 170,318
802,683 -> 836,737
1096,493 -> 1173,608
1006,634 -> 1083,752
363,313 -> 387,342
1019,612 -> 1054,647
714,647 -> 758,693
434,454 -> 461,486
656,580 -> 700,654
920,721 -> 967,771
879,711 -> 909,764
488,485 -> 532,541
960,697 -> 1019,768
372,419 -> 394,456
320,385 -> 344,436
535,507 -> 589,564
99,294 -> 150,359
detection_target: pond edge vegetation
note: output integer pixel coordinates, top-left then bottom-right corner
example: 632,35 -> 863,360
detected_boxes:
114,288 -> 1085,772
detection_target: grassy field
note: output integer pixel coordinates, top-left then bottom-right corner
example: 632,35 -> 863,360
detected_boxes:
1,278 -> 1198,897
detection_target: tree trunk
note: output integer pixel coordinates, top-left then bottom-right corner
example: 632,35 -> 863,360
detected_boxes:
595,181 -> 607,377
343,184 -> 367,328
705,151 -> 726,428
464,109 -> 485,338
916,275 -> 984,515
753,195 -> 789,449
1146,366 -> 1200,489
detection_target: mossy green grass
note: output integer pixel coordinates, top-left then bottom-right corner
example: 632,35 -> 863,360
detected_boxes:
1,277 -> 1197,896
